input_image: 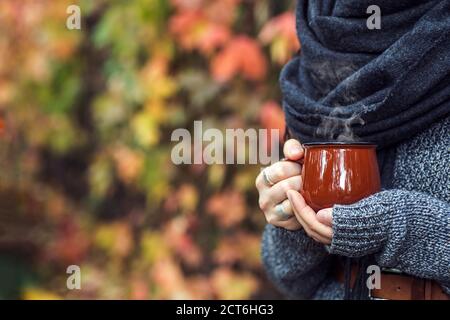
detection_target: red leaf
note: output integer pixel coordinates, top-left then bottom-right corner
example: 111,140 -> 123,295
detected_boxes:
170,0 -> 204,11
260,101 -> 285,132
260,101 -> 285,150
211,36 -> 267,82
197,24 -> 231,55
169,11 -> 231,55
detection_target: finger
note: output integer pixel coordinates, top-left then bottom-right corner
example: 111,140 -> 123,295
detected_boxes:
285,192 -> 325,242
268,198 -> 293,220
258,186 -> 292,214
265,200 -> 300,230
263,175 -> 302,207
286,190 -> 331,236
255,169 -> 271,191
271,217 -> 302,231
286,190 -> 333,240
283,139 -> 304,161
316,208 -> 333,227
290,207 -> 318,239
293,210 -> 330,244
255,161 -> 301,191
255,168 -> 265,190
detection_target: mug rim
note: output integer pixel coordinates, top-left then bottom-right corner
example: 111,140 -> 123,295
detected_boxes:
302,142 -> 377,147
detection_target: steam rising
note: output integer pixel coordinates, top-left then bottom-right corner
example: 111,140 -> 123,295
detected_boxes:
308,60 -> 366,142
315,108 -> 365,142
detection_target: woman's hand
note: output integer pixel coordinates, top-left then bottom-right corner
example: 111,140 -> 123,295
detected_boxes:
286,190 -> 333,245
255,139 -> 304,230
255,138 -> 334,244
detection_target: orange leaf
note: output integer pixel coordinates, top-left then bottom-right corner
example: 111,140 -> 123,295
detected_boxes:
169,11 -> 205,50
211,36 -> 267,82
169,11 -> 231,54
260,101 -> 285,151
259,12 -> 300,64
210,44 -> 239,82
0,116 -> 5,137
130,278 -> 149,300
170,0 -> 240,26
164,216 -> 202,267
260,101 -> 285,134
151,258 -> 190,299
197,24 -> 231,55
206,190 -> 246,227
170,0 -> 204,11
204,0 -> 240,26
112,146 -> 144,184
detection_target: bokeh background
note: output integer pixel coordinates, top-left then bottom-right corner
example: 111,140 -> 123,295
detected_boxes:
0,0 -> 299,299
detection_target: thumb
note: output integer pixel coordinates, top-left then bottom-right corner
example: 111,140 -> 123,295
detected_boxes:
283,139 -> 304,161
316,208 -> 333,227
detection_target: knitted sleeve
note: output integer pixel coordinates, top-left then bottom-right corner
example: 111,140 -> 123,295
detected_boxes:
330,189 -> 450,292
261,224 -> 333,299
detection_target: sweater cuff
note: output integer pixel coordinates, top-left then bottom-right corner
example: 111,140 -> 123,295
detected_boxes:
329,193 -> 392,257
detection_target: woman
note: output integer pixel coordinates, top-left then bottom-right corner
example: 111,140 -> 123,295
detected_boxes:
256,0 -> 450,299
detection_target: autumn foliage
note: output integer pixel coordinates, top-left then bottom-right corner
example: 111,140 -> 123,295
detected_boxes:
0,0 -> 299,299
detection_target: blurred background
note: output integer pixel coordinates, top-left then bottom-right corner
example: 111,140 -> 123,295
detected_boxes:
0,0 -> 299,299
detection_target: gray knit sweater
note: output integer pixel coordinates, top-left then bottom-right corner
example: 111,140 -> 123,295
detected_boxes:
261,116 -> 450,299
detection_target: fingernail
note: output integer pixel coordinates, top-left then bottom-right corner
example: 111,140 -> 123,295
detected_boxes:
317,208 -> 332,219
290,146 -> 302,156
317,210 -> 325,219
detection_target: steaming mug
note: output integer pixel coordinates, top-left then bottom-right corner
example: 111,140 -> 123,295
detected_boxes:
299,142 -> 381,211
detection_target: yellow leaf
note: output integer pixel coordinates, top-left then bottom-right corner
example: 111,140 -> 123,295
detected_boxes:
23,288 -> 61,300
140,58 -> 177,100
89,155 -> 113,198
141,231 -> 170,265
94,222 -> 133,258
208,164 -> 225,189
211,268 -> 259,300
177,184 -> 198,213
131,111 -> 160,148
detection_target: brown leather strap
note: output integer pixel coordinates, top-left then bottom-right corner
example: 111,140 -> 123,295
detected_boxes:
336,263 -> 450,300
